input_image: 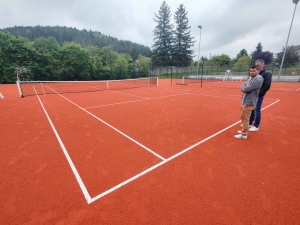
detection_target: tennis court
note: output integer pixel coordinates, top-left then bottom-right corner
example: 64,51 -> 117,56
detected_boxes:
1,78 -> 300,224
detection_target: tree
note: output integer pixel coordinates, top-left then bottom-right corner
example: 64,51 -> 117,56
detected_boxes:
276,46 -> 300,66
211,54 -> 231,66
29,37 -> 61,80
234,55 -> 250,68
201,56 -> 208,61
130,48 -> 139,61
250,42 -> 263,64
236,49 -> 248,61
115,53 -> 130,79
136,55 -> 150,77
58,43 -> 93,80
152,1 -> 174,66
253,42 -> 263,56
172,4 -> 195,67
254,51 -> 273,65
0,32 -> 34,83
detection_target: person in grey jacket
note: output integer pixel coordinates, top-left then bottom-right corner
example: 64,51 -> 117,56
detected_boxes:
248,59 -> 272,131
234,66 -> 264,139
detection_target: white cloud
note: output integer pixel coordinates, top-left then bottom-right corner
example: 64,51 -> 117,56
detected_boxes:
0,0 -> 299,60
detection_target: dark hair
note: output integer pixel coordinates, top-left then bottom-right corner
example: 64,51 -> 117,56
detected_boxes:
250,65 -> 256,69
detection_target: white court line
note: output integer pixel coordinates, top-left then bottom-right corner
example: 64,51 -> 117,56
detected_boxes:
296,88 -> 300,91
45,86 -> 165,161
38,85 -> 281,203
111,90 -> 149,99
160,87 -> 280,101
0,93 -> 4,99
33,87 -> 92,203
84,93 -> 188,109
88,99 -> 281,203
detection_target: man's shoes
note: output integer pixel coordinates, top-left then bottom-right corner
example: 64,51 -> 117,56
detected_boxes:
234,134 -> 247,139
249,126 -> 259,132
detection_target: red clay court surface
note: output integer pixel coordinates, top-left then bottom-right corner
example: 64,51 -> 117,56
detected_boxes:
1,79 -> 300,224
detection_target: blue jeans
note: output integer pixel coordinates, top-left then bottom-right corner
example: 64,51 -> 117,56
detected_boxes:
249,96 -> 264,128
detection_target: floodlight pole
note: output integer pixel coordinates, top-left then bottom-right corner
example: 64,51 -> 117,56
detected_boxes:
196,25 -> 202,78
278,0 -> 299,81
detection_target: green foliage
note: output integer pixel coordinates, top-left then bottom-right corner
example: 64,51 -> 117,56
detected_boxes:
211,54 -> 231,66
0,32 -> 34,83
152,1 -> 174,66
0,31 -> 150,83
234,55 -> 250,69
115,54 -> 130,79
236,49 -> 248,61
136,55 -> 150,77
1,25 -> 152,57
58,43 -> 94,80
252,42 -> 263,63
172,4 -> 195,67
276,46 -> 300,66
130,48 -> 139,61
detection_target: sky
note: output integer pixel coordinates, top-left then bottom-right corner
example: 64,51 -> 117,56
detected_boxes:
1,0 -> 299,60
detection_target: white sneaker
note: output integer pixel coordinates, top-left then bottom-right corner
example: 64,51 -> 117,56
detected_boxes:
234,134 -> 247,139
249,126 -> 259,132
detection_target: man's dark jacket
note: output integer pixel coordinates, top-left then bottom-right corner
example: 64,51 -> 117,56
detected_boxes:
258,69 -> 272,97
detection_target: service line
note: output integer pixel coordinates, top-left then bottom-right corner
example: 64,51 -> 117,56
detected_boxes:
84,93 -> 188,109
88,99 -> 281,203
46,86 -> 165,161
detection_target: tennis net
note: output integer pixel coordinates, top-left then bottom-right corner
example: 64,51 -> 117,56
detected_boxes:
17,77 -> 158,97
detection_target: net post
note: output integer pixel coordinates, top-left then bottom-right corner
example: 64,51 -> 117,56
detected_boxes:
16,73 -> 23,98
106,81 -> 109,90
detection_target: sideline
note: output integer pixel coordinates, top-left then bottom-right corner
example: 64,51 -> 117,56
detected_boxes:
33,87 -> 92,203
0,93 -> 4,99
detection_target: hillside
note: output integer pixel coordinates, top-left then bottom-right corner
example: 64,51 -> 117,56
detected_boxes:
0,25 -> 152,57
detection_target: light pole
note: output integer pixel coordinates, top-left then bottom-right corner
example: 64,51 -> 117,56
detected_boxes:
196,25 -> 202,77
278,0 -> 299,81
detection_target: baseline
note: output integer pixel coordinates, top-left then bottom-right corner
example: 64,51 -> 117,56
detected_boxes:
88,99 -> 281,203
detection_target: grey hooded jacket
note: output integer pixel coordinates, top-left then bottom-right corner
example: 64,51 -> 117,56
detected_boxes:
241,75 -> 264,106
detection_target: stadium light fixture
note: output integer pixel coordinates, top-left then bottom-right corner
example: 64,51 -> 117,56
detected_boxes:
278,0 -> 299,81
196,25 -> 202,77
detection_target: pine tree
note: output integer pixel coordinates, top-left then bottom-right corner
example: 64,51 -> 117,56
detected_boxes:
236,49 -> 248,61
253,42 -> 263,57
152,1 -> 174,66
172,4 -> 195,67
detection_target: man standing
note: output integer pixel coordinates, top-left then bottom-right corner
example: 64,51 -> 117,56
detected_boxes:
249,59 -> 272,131
234,66 -> 264,139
